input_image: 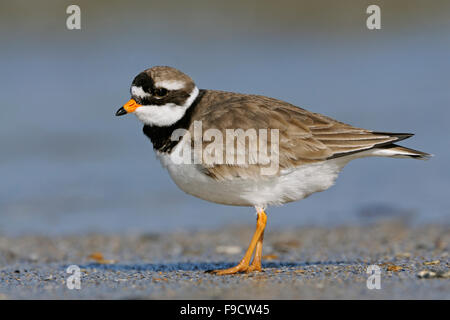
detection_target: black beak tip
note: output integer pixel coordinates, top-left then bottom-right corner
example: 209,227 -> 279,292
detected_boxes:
115,107 -> 127,116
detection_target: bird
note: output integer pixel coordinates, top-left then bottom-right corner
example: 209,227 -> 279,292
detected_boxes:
115,66 -> 431,275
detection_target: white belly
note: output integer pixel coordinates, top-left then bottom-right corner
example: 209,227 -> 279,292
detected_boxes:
157,150 -> 352,207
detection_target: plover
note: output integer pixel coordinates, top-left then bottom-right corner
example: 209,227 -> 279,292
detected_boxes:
116,66 -> 430,275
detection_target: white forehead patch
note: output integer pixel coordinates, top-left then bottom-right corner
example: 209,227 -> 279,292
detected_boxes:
154,80 -> 185,91
131,86 -> 151,99
134,86 -> 199,127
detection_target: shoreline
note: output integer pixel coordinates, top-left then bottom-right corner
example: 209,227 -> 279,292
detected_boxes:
0,221 -> 448,299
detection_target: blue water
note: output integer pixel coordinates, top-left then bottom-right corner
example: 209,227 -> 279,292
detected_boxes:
0,2 -> 449,235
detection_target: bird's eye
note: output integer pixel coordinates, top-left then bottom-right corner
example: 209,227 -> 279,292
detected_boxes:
154,88 -> 168,97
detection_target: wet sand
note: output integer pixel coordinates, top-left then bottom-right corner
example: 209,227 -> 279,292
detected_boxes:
0,221 -> 448,299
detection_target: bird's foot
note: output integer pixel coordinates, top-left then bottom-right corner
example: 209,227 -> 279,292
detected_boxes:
246,263 -> 262,273
206,263 -> 248,275
207,262 -> 262,275
206,209 -> 267,276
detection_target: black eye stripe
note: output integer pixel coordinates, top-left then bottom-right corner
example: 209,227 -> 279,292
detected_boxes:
154,88 -> 168,97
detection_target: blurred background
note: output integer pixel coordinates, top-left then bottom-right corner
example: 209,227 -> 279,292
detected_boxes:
0,0 -> 449,235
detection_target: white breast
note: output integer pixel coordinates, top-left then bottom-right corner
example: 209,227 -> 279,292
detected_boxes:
156,136 -> 354,207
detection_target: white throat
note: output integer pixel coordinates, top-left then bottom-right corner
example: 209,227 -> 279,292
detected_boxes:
134,86 -> 199,127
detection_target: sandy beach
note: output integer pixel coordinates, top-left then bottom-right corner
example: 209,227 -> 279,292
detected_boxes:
0,221 -> 448,299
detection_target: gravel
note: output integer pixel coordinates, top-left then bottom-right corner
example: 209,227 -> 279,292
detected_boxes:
0,221 -> 448,299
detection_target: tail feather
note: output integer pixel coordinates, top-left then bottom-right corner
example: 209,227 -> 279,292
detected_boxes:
372,132 -> 414,143
378,144 -> 432,160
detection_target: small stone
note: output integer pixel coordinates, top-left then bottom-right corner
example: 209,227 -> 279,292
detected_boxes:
387,265 -> 403,272
379,262 -> 394,267
44,275 -> 53,281
274,270 -> 283,273
423,260 -> 440,265
87,252 -> 116,264
437,271 -> 450,279
417,270 -> 437,279
419,269 -> 450,279
294,269 -> 306,274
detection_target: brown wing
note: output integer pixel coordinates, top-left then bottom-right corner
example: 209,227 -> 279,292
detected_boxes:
188,90 -> 409,180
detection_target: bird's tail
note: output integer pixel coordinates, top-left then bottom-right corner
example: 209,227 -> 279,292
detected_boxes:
375,143 -> 432,160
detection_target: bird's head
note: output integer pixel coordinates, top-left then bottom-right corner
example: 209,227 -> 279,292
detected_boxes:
116,66 -> 199,127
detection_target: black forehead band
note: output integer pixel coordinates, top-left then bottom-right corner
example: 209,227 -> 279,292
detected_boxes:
131,72 -> 154,93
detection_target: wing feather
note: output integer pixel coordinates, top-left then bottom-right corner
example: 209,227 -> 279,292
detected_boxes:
187,91 -> 408,180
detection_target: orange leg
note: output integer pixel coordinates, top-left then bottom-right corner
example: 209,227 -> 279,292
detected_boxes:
247,228 -> 264,272
210,208 -> 267,275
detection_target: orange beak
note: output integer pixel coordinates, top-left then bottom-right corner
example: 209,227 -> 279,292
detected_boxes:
115,99 -> 141,116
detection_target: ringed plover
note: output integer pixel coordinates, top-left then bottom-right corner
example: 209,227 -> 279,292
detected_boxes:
116,66 -> 430,275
